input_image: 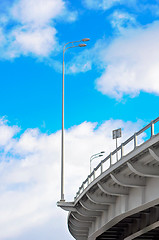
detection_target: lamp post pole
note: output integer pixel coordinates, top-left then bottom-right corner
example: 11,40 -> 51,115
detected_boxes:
60,38 -> 90,202
61,45 -> 65,201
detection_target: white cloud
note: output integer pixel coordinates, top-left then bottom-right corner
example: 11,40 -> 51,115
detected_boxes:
95,21 -> 159,99
68,60 -> 92,74
83,0 -> 137,10
0,117 -> 144,239
110,11 -> 138,32
83,0 -> 122,10
136,1 -> 159,17
0,118 -> 19,147
11,0 -> 65,26
64,20 -> 159,100
10,26 -> 57,57
0,0 -> 77,59
66,40 -> 106,74
0,28 -> 6,46
65,17 -> 159,100
83,0 -> 159,18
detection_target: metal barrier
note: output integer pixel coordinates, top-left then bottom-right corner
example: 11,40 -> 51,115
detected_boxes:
75,117 -> 159,200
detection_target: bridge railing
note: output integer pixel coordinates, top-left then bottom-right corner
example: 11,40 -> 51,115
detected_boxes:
75,117 -> 159,200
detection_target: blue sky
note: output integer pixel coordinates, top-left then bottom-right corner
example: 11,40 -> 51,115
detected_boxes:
0,0 -> 159,239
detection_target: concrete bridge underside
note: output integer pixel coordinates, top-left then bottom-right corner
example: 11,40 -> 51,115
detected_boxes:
97,205 -> 159,239
58,129 -> 159,240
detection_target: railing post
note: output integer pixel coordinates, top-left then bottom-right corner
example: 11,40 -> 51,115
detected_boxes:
75,194 -> 77,200
101,162 -> 103,174
121,144 -> 124,158
110,153 -> 112,166
87,177 -> 89,186
151,121 -> 154,137
76,190 -> 79,198
134,133 -> 137,148
93,170 -> 95,180
88,175 -> 90,185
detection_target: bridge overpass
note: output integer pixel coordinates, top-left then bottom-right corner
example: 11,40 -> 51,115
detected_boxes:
58,117 -> 159,240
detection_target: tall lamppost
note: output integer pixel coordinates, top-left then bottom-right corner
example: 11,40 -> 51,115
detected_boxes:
60,38 -> 90,202
90,151 -> 105,174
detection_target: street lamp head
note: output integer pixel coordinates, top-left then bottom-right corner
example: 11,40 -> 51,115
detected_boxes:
100,151 -> 105,154
79,43 -> 87,47
82,38 -> 90,42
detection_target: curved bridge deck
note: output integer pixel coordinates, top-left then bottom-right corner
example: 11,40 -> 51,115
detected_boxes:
58,117 -> 159,240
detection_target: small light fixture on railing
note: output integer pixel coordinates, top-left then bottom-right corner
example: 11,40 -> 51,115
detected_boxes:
90,151 -> 105,174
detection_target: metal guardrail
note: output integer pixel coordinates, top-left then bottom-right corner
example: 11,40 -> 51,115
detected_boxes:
75,117 -> 159,200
